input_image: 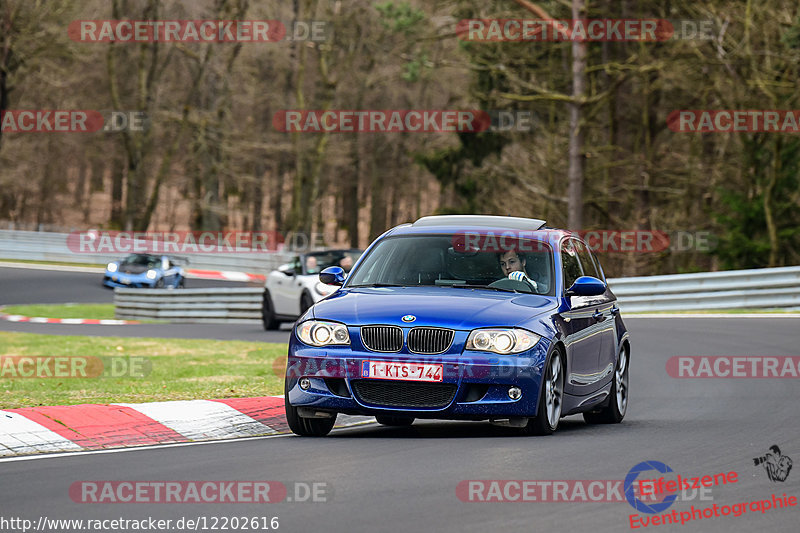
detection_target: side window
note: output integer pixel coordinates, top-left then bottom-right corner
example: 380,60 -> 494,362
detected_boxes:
561,240 -> 582,291
574,240 -> 600,280
291,256 -> 302,273
588,249 -> 606,282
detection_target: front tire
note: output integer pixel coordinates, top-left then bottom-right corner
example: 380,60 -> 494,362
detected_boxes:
262,290 -> 280,331
583,345 -> 629,424
300,292 -> 314,315
523,346 -> 565,436
375,415 -> 415,426
284,381 -> 337,437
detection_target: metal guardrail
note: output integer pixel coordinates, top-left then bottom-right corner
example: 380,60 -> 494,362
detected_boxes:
608,266 -> 800,313
115,288 -> 263,323
4,229 -> 797,317
113,266 -> 800,324
0,229 -> 291,274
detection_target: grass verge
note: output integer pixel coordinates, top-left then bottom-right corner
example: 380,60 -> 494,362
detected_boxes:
0,332 -> 287,407
3,303 -> 117,320
0,258 -> 105,269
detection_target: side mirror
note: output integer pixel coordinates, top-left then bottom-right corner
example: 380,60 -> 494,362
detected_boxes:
566,276 -> 606,297
278,264 -> 296,276
319,266 -> 346,286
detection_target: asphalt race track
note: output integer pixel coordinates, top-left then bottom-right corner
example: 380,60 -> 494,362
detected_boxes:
0,266 -> 253,306
1,308 -> 799,531
0,266 -> 293,341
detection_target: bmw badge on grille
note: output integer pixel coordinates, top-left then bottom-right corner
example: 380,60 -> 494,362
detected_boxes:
402,315 -> 416,323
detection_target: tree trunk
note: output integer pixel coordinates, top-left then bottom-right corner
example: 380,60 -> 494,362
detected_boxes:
567,0 -> 586,230
251,162 -> 265,233
764,138 -> 780,267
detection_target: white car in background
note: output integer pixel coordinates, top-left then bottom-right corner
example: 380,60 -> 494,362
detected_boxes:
262,249 -> 362,330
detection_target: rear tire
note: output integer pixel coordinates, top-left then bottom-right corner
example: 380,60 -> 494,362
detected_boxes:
523,346 -> 565,436
583,345 -> 629,424
262,290 -> 280,331
284,381 -> 337,437
375,415 -> 415,427
155,278 -> 165,288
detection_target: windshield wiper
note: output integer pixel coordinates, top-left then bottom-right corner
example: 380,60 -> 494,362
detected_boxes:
450,284 -> 518,293
348,283 -> 407,288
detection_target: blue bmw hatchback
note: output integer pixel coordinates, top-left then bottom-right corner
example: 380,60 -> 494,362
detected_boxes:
284,215 -> 630,436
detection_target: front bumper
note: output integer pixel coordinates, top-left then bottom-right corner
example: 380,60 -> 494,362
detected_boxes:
103,273 -> 156,288
286,339 -> 551,419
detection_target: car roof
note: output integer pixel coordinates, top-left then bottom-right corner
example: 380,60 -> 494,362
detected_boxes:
412,215 -> 546,230
385,215 -> 576,242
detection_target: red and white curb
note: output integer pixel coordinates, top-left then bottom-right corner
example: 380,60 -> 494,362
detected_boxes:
0,312 -> 138,325
185,268 -> 265,283
0,396 -> 370,456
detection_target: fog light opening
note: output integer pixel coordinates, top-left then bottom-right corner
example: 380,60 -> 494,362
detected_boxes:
508,386 -> 522,400
299,377 -> 311,390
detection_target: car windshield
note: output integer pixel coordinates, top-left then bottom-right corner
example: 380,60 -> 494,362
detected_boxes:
346,235 -> 554,295
304,250 -> 363,275
122,254 -> 160,268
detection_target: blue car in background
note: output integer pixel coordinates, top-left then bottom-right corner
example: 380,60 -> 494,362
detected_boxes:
284,215 -> 630,437
103,253 -> 186,289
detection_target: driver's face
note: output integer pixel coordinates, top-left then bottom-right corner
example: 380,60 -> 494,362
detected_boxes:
499,251 -> 525,276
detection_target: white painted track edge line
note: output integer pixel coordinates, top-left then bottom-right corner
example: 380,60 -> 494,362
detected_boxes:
0,421 -> 375,463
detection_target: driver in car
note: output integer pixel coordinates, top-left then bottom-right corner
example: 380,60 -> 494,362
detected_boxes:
498,250 -> 537,290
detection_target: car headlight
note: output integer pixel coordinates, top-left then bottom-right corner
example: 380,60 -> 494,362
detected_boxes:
146,269 -> 158,280
107,263 -> 118,272
296,320 -> 350,347
466,328 -> 540,354
314,282 -> 334,297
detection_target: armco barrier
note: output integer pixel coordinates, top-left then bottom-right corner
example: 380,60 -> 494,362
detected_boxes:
608,266 -> 800,313
112,266 -> 800,323
114,287 -> 263,323
0,229 -> 291,274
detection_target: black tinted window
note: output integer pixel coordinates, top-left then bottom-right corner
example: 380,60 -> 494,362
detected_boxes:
561,241 -> 582,291
574,240 -> 601,279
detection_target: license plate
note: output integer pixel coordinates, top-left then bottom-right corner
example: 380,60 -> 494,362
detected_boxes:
361,361 -> 443,382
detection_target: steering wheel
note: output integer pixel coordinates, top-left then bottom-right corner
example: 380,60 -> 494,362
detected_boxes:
488,277 -> 537,294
